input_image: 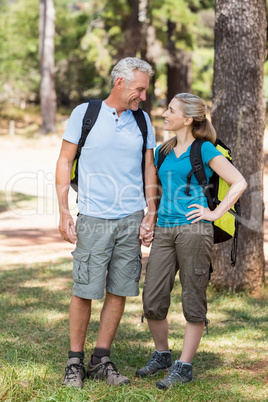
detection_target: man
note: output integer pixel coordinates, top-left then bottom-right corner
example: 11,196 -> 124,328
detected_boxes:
56,57 -> 157,388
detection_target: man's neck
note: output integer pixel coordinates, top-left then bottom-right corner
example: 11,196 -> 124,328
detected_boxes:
104,94 -> 127,117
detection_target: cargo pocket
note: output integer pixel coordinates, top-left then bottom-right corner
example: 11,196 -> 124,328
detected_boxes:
194,267 -> 209,289
126,251 -> 142,282
71,250 -> 90,285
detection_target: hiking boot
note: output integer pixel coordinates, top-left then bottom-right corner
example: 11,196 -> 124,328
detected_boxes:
87,356 -> 130,386
135,350 -> 172,378
62,357 -> 85,388
156,360 -> 193,389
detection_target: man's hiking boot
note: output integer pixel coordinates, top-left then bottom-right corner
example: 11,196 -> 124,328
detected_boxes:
135,350 -> 172,378
156,360 -> 193,389
62,357 -> 85,388
87,356 -> 130,386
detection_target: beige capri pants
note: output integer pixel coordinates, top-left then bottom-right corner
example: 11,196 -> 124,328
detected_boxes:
142,222 -> 214,323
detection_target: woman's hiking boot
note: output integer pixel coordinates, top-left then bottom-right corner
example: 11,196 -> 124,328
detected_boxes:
135,350 -> 172,378
156,360 -> 193,389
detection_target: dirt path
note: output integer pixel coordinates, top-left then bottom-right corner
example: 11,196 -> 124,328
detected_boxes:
0,134 -> 267,270
0,135 -> 150,266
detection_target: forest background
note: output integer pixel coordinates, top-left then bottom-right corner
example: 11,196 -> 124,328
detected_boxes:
0,0 -> 218,115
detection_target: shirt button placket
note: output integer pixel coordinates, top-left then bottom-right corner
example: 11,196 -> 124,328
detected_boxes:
112,111 -> 119,123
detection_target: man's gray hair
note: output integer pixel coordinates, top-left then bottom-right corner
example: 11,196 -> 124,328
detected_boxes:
111,57 -> 154,87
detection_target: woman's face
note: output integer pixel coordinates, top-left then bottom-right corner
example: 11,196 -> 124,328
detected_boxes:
162,98 -> 187,131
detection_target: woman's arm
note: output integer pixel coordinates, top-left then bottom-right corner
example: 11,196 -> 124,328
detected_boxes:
186,154 -> 248,223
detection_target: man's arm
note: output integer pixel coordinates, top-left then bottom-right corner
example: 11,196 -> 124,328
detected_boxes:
140,148 -> 159,247
55,140 -> 78,244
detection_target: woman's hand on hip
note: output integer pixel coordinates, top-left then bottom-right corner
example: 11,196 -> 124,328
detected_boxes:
186,204 -> 218,224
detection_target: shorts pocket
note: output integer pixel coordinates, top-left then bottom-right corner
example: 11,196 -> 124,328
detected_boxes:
71,250 -> 90,285
126,252 -> 142,282
194,267 -> 209,289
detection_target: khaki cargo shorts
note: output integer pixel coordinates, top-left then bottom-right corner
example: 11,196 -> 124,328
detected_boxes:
143,222 -> 213,322
72,210 -> 144,299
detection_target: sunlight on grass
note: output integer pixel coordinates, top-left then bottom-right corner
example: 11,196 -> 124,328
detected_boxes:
20,276 -> 71,291
0,258 -> 267,401
16,310 -> 68,326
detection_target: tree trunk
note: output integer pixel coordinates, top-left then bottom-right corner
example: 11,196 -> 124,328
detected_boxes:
39,0 -> 56,133
167,20 -> 192,105
211,0 -> 266,291
140,0 -> 156,116
124,0 -> 141,57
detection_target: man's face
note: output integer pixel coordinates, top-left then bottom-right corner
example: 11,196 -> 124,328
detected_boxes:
120,70 -> 150,111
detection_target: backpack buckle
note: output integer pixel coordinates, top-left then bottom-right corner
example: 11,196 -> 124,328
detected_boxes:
84,119 -> 92,129
194,163 -> 202,171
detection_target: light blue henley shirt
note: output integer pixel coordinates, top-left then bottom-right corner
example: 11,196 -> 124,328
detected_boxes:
63,101 -> 156,219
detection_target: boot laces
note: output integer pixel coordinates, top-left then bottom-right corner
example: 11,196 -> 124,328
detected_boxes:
65,363 -> 80,380
103,361 -> 120,378
147,351 -> 162,368
168,362 -> 183,380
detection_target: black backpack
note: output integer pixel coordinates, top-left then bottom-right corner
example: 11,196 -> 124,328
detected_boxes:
157,138 -> 241,266
70,99 -> 148,195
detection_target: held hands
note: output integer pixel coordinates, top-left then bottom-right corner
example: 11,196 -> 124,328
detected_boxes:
139,215 -> 156,247
186,204 -> 218,224
58,212 -> 77,244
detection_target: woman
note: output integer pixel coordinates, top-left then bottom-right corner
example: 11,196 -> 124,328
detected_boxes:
137,93 -> 247,389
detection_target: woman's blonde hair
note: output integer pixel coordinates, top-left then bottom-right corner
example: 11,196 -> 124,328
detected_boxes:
160,93 -> 216,155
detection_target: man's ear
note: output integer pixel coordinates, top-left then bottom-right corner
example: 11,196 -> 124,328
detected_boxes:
115,76 -> 124,89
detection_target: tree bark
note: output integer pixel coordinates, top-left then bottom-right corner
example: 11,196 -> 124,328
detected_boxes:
211,0 -> 266,291
140,0 -> 156,116
39,0 -> 57,133
124,0 -> 141,57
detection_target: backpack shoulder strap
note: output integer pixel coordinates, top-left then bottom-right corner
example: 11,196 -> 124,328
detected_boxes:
132,108 -> 148,196
71,99 -> 102,198
156,146 -> 167,172
190,139 -> 207,186
189,139 -> 214,209
133,108 -> 147,163
77,99 -> 102,151
132,108 -> 147,141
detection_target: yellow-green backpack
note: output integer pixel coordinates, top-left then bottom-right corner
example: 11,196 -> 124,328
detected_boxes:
188,138 -> 241,266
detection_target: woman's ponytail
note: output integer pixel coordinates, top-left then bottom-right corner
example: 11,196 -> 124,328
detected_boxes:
192,117 -> 216,144
174,93 -> 217,144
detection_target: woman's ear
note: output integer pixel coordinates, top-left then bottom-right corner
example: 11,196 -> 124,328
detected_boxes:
185,116 -> 193,126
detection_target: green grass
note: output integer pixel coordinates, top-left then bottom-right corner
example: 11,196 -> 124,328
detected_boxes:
0,259 -> 267,401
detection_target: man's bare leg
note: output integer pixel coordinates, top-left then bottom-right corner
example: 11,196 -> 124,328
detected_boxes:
62,295 -> 92,387
96,292 -> 126,349
69,294 -> 92,351
87,292 -> 130,385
